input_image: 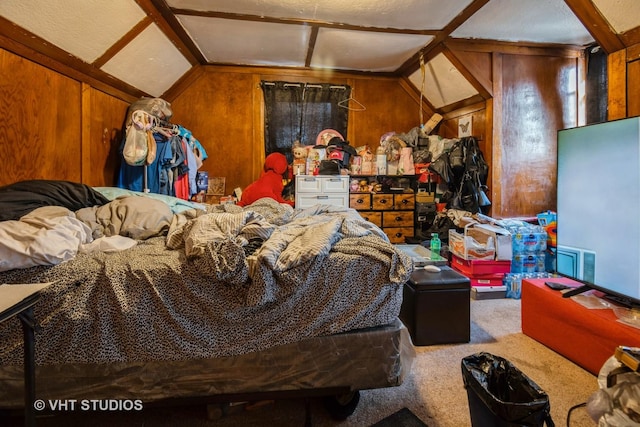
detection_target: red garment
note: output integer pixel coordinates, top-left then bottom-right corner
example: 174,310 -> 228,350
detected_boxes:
237,153 -> 294,207
174,139 -> 190,200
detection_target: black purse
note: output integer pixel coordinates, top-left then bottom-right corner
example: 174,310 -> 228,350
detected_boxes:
428,152 -> 454,184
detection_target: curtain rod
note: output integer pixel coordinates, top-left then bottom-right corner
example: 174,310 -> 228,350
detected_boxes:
261,81 -> 347,90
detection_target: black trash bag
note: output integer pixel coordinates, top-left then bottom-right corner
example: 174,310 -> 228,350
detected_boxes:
462,352 -> 555,427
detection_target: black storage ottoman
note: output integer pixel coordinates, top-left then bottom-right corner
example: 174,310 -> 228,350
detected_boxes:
400,266 -> 471,346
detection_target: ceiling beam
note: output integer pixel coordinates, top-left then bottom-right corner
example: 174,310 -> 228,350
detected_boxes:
563,0 -> 625,53
396,0 -> 491,76
305,26 -> 320,68
92,16 -> 154,69
169,8 -> 438,36
138,0 -> 204,65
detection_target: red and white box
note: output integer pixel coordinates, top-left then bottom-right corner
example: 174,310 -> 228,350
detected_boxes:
450,255 -> 511,277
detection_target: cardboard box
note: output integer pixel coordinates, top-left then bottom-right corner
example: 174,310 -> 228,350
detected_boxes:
467,223 -> 512,260
416,188 -> 435,203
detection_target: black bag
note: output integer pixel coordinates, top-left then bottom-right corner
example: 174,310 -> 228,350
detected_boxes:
463,136 -> 489,185
462,352 -> 555,427
318,160 -> 340,175
449,140 -> 465,175
428,152 -> 454,184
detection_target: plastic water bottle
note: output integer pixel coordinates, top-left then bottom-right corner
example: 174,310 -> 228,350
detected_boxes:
430,233 -> 441,258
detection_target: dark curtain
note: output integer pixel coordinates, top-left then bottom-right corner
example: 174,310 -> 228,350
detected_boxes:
261,81 -> 350,163
586,45 -> 608,125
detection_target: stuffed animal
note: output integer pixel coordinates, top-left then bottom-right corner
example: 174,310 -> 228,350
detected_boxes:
237,153 -> 294,207
291,141 -> 308,175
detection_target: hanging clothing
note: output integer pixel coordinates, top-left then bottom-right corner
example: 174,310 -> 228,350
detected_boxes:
118,132 -> 173,194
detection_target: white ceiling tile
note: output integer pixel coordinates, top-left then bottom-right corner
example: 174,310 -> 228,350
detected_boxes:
177,16 -> 310,66
0,0 -> 146,63
451,0 -> 594,45
168,0 -> 473,30
592,0 -> 640,33
408,53 -> 479,109
311,29 -> 433,72
101,24 -> 192,97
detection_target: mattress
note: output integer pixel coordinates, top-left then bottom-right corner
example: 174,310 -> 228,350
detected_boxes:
0,319 -> 415,408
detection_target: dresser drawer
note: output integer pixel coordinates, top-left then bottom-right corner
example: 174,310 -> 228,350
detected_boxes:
384,227 -> 414,244
372,194 -> 393,210
394,193 -> 415,210
296,194 -> 349,209
322,176 -> 349,193
359,211 -> 382,227
350,193 -> 371,210
383,211 -> 414,227
296,176 -> 322,193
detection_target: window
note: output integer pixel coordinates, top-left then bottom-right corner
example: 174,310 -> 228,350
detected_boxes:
261,81 -> 350,163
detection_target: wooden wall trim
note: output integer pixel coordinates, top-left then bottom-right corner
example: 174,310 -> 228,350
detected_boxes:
81,83 -> 92,184
627,43 -> 640,63
491,52 -> 504,217
621,26 -> 640,48
445,38 -> 583,58
484,98 -> 494,207
442,101 -> 486,120
608,49 -> 627,120
563,0 -> 625,54
398,77 -> 436,121
441,46 -> 491,100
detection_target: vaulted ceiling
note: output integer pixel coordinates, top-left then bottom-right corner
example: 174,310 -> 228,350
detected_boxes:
1,0 -> 638,111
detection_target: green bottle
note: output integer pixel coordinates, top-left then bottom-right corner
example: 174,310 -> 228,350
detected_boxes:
430,233 -> 441,258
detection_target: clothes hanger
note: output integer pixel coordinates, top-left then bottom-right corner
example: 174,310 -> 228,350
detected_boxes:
338,89 -> 366,111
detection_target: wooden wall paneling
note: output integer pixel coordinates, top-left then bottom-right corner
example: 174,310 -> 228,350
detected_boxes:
168,66 -> 425,192
350,78 -> 426,149
621,26 -> 640,49
484,98 -> 494,206
170,70 -> 257,196
626,44 -> 640,118
252,74 -> 266,189
577,48 -> 587,127
84,87 -> 129,187
491,53 -> 504,217
498,54 -> 580,217
441,102 -> 486,140
0,48 -> 81,186
82,83 -> 91,185
608,49 -> 627,120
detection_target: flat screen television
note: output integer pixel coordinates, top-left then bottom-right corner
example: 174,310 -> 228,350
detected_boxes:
556,116 -> 640,308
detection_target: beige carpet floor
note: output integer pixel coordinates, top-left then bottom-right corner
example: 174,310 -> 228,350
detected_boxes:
2,297 -> 600,426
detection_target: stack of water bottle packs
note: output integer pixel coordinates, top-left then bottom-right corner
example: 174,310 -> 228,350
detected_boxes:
499,220 -> 554,298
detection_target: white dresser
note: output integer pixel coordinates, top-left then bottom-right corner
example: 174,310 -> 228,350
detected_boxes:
295,175 -> 349,209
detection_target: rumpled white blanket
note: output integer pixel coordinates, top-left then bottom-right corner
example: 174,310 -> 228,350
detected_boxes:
169,198 -> 407,306
0,206 -> 92,272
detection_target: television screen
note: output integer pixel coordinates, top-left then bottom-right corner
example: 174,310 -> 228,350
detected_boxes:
556,116 -> 640,305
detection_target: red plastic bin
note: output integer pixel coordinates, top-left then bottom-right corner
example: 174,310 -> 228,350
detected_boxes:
450,255 -> 511,277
